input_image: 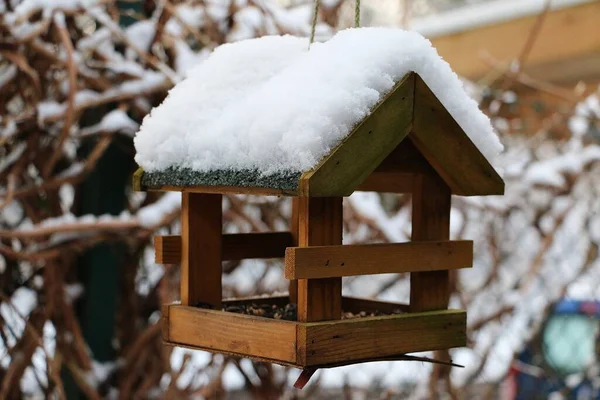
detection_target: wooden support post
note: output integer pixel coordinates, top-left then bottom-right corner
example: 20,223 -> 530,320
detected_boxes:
181,193 -> 222,308
410,172 -> 451,312
289,198 -> 299,303
297,197 -> 343,322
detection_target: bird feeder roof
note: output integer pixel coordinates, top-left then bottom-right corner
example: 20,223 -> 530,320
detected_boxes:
133,28 -> 504,196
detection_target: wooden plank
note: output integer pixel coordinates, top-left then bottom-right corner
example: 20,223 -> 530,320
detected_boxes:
161,303 -> 170,342
426,1 -> 600,84
154,235 -> 180,264
166,305 -> 297,364
150,185 -> 297,197
180,193 -> 222,308
298,309 -> 466,366
163,340 -> 299,368
154,232 -> 294,264
299,73 -> 415,197
289,197 -> 300,304
410,172 -> 452,313
285,241 -> 473,279
412,76 -> 504,196
297,197 -> 343,322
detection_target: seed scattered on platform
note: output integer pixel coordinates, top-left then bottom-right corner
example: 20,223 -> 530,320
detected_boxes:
195,302 -> 403,320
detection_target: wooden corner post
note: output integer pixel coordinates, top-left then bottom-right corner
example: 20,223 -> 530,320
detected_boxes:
410,172 -> 451,312
297,197 -> 343,322
289,197 -> 300,304
181,193 -> 222,308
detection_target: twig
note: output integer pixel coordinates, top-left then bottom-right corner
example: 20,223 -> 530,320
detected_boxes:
498,0 -> 552,91
0,50 -> 42,97
164,2 -> 213,48
0,174 -> 17,211
293,354 -> 464,389
0,292 -> 66,400
88,8 -> 180,84
4,135 -> 111,202
43,13 -> 78,178
0,219 -> 140,239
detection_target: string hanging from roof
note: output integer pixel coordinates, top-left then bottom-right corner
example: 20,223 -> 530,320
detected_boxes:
310,0 -> 361,46
309,0 -> 320,45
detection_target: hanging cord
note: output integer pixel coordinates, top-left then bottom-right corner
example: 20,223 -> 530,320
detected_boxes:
309,0 -> 320,46
310,0 -> 360,47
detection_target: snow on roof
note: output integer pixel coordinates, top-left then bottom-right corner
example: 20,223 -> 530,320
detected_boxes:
411,0 -> 593,38
134,28 -> 502,177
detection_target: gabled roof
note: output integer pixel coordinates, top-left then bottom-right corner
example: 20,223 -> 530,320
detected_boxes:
135,72 -> 504,196
133,29 -> 504,197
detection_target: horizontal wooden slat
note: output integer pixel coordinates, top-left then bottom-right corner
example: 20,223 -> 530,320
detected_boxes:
285,241 -> 473,279
299,309 -> 466,366
166,305 -> 298,364
224,232 -> 294,260
154,232 -> 294,264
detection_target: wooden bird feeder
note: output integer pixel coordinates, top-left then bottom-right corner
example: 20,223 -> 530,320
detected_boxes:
133,73 -> 504,370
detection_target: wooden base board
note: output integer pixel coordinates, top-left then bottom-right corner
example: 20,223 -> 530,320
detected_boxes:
162,297 -> 466,368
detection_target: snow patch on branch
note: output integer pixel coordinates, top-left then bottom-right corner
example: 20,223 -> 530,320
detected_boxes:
137,192 -> 181,228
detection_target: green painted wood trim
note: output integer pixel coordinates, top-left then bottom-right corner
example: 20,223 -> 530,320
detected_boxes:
132,167 -> 145,192
411,76 -> 505,196
299,73 -> 416,197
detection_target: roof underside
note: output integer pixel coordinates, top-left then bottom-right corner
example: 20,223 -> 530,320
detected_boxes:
135,72 -> 504,197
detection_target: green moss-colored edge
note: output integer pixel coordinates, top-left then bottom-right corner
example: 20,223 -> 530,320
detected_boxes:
140,167 -> 302,192
299,73 -> 415,196
132,167 -> 145,192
